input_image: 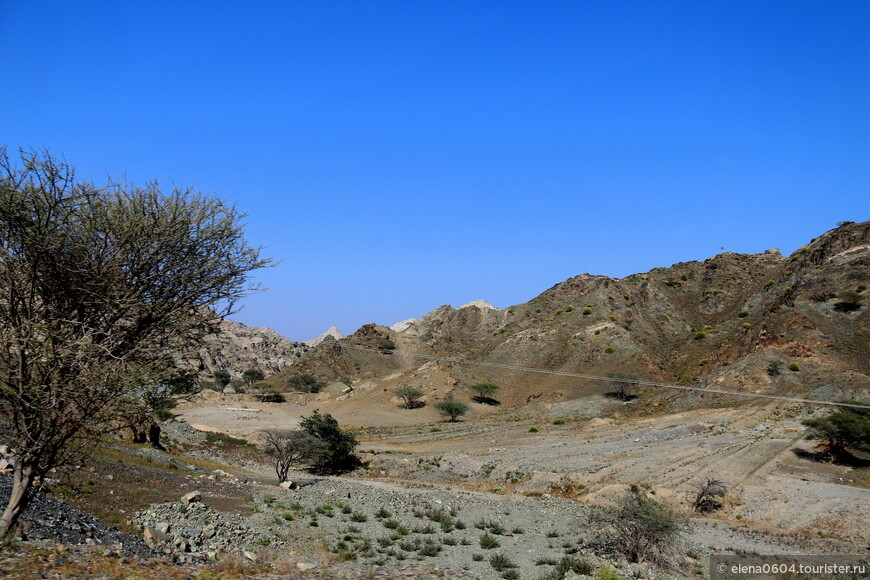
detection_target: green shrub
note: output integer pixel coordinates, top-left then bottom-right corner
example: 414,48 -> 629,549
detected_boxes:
602,487 -> 683,565
738,311 -> 749,318
555,309 -> 563,316
479,532 -> 500,549
694,332 -> 707,340
858,284 -> 867,292
604,347 -> 615,353
489,552 -> 517,572
764,279 -> 775,288
788,362 -> 801,372
300,410 -> 359,473
565,305 -> 574,312
802,402 -> 870,456
395,385 -> 425,409
743,322 -> 751,329
528,427 -> 539,433
610,315 -> 617,321
435,397 -> 469,422
583,307 -> 593,315
472,554 -> 484,561
286,373 -> 325,393
594,329 -> 601,335
702,325 -> 713,331
553,419 -> 565,425
680,274 -> 688,281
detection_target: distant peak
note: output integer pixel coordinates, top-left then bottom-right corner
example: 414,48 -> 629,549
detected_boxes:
306,325 -> 344,347
458,300 -> 498,310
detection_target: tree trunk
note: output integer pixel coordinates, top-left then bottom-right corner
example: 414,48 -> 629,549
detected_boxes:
0,462 -> 36,538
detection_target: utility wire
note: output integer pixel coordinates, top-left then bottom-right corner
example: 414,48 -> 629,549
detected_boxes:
333,343 -> 870,410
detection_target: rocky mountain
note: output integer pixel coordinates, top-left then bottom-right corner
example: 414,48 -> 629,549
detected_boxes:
175,318 -> 307,381
305,325 -> 344,347
274,221 -> 870,409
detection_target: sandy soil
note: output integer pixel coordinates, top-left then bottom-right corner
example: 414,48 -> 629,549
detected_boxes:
176,390 -> 870,553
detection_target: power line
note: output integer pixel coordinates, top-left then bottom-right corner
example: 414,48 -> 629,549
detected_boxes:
333,343 -> 870,410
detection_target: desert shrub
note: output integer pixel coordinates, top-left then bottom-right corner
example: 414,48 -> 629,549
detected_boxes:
583,307 -> 593,315
377,338 -> 396,351
858,284 -> 867,292
764,280 -> 775,288
600,486 -> 683,565
802,402 -> 870,456
260,429 -> 324,482
469,382 -> 500,404
300,410 -> 359,473
565,305 -> 574,312
489,552 -> 517,572
472,554 -> 484,561
680,274 -> 688,281
555,309 -> 563,316
206,432 -> 249,446
610,315 -> 617,321
394,385 -> 425,409
604,347 -> 615,353
690,477 -> 727,513
213,370 -> 232,388
286,373 -> 325,393
529,427 -> 539,433
479,532 -> 500,549
553,419 -> 565,425
767,360 -> 782,376
251,383 -> 285,402
694,332 -> 707,340
742,322 -> 751,330
242,368 -> 264,385
834,290 -> 864,312
737,311 -> 749,318
788,362 -> 801,372
435,397 -> 469,422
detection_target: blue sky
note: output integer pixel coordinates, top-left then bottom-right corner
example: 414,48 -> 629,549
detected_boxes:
2,1 -> 868,340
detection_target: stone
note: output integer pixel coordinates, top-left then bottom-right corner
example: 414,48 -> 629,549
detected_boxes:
279,480 -> 299,490
156,522 -> 171,534
0,459 -> 12,471
203,526 -> 216,539
296,562 -> 318,571
181,491 -> 202,505
243,550 -> 256,561
143,526 -> 170,546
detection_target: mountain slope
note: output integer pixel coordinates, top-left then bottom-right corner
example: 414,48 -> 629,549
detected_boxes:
276,221 -> 870,410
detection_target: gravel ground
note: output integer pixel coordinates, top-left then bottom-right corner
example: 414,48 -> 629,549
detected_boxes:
0,474 -> 154,558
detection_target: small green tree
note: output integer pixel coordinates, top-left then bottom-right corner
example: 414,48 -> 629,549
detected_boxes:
469,382 -> 500,404
300,410 -> 359,473
260,429 -> 324,483
242,368 -> 265,385
435,397 -> 469,422
213,370 -> 232,389
286,373 -> 324,393
603,486 -> 683,565
395,385 -> 425,409
802,403 -> 870,457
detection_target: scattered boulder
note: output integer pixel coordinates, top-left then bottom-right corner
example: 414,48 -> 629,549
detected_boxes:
181,491 -> 202,505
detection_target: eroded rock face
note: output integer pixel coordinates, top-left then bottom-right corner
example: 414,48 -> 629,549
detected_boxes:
174,318 -> 303,380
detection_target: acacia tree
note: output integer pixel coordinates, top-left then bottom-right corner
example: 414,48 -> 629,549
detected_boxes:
395,385 -> 424,409
0,147 -> 269,537
260,429 -> 324,483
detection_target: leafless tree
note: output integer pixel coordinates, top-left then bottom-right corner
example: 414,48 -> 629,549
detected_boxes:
0,147 -> 269,537
690,477 -> 728,514
260,429 -> 324,483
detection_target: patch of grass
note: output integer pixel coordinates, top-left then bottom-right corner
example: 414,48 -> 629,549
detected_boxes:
553,419 -> 565,425
738,311 -> 749,318
472,554 -> 484,562
489,552 -> 518,572
694,331 -> 707,340
529,427 -> 539,433
479,532 -> 500,549
375,507 -> 391,519
788,362 -> 801,372
350,512 -> 368,523
604,347 -> 615,353
205,432 -> 250,446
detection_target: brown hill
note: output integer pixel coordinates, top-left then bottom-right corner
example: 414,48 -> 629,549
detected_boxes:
270,221 -> 869,414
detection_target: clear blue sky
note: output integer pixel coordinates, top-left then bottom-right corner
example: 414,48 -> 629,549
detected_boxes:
2,1 -> 868,341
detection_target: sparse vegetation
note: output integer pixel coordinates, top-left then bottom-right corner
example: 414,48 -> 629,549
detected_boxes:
600,486 -> 683,565
300,410 -> 360,473
583,307 -> 593,315
469,382 -> 500,404
788,362 -> 801,372
286,373 -> 326,393
690,477 -> 727,514
260,429 -> 324,482
694,332 -> 707,340
802,402 -> 870,457
435,397 -> 469,422
395,385 -> 425,409
604,346 -> 615,353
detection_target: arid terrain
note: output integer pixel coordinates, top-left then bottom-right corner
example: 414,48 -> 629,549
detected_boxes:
2,221 -> 869,579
